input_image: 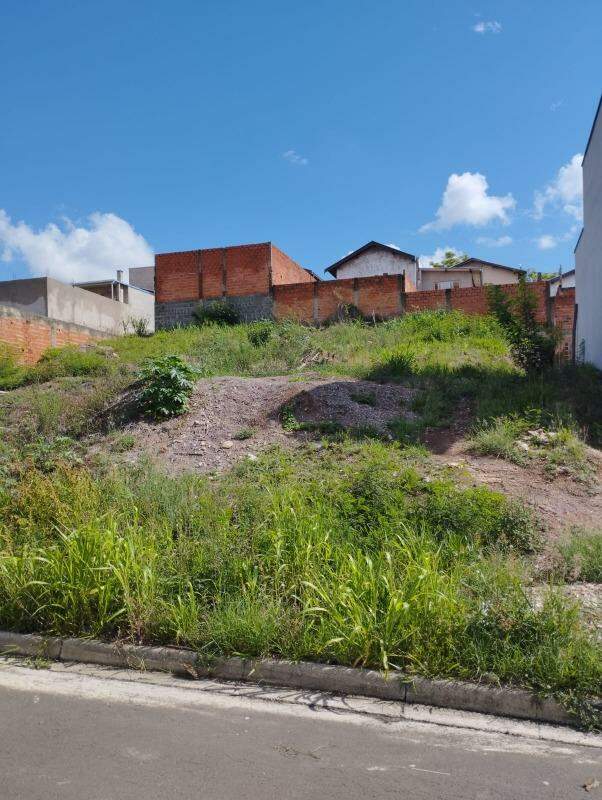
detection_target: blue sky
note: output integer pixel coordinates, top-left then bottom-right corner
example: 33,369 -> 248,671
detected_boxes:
1,0 -> 600,282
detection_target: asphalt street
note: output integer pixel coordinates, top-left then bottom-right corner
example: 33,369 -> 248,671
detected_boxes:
0,660 -> 599,800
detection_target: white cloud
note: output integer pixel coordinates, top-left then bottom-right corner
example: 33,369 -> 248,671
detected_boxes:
0,210 -> 153,283
418,246 -> 464,269
282,149 -> 308,166
536,235 -> 558,250
421,172 -> 515,231
533,153 -> 583,221
472,20 -> 502,34
476,235 -> 513,247
535,225 -> 580,251
550,100 -> 563,112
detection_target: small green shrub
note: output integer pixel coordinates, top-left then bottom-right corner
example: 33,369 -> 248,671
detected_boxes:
193,300 -> 240,326
247,321 -> 274,347
110,433 -> 136,452
233,427 -> 255,441
124,317 -> 150,337
0,344 -> 27,389
138,355 -> 199,419
373,346 -> 416,379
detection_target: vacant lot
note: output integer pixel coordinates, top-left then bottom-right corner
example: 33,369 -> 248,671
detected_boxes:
1,311 -> 600,726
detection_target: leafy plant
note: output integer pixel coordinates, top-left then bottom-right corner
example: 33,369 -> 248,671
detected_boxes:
488,281 -> 558,372
247,321 -> 273,347
138,355 -> 199,419
124,317 -> 150,337
233,427 -> 255,440
193,300 -> 240,326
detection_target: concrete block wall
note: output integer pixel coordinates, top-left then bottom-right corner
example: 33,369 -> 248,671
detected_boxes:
0,305 -> 106,365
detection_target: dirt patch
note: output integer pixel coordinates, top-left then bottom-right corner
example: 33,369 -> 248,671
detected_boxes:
114,375 -> 416,475
292,380 -> 416,432
433,448 -> 602,538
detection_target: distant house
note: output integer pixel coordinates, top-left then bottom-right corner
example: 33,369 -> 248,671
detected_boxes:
325,242 -> 419,287
547,269 -> 575,297
419,266 -> 483,291
445,258 -> 525,285
325,243 -> 526,291
575,96 -> 602,368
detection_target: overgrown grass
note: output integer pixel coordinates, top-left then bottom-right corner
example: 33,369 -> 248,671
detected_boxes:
0,441 -> 599,725
547,529 -> 602,583
468,415 -> 595,483
0,345 -> 116,390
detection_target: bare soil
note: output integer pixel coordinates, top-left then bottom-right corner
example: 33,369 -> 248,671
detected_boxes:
112,375 -> 601,538
117,375 -> 416,475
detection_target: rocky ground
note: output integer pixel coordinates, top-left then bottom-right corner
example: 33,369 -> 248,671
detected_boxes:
117,375 -> 417,475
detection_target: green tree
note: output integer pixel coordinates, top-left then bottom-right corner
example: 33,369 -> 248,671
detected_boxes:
431,250 -> 469,268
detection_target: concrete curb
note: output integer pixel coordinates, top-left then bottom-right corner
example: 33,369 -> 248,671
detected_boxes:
0,631 -> 595,728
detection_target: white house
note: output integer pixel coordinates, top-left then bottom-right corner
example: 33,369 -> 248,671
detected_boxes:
445,258 -> 525,286
547,269 -> 575,298
325,242 -> 526,290
575,96 -> 602,368
325,242 -> 419,286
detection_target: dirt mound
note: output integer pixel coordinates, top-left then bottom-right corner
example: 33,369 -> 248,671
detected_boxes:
117,375 -> 416,475
292,380 -> 416,433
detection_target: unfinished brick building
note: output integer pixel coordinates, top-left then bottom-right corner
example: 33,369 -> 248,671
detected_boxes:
155,242 -> 317,327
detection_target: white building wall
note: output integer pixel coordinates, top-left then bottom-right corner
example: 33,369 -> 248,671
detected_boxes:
334,248 -> 418,285
549,272 -> 576,297
473,264 -> 521,285
419,269 -> 482,290
576,103 -> 602,368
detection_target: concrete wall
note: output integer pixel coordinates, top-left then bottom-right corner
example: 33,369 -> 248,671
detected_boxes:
129,266 -> 155,292
576,103 -> 602,368
0,276 -> 155,335
0,277 -> 48,316
45,278 -> 155,334
0,304 -> 106,364
419,269 -> 482,291
333,247 -> 418,285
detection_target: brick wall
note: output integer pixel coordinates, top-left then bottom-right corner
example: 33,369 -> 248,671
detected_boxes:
155,250 -> 199,303
273,277 -> 572,352
155,242 -> 315,307
271,245 -> 316,285
551,286 -> 575,361
0,305 -> 106,364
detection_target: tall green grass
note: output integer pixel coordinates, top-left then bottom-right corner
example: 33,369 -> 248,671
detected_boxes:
0,442 -> 599,724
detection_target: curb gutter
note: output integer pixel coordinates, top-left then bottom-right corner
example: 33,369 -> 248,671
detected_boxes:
1,630 -> 596,728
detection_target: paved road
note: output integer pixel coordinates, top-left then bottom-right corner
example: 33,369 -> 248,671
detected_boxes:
0,660 -> 599,800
